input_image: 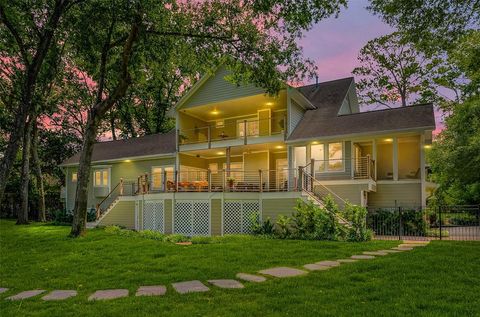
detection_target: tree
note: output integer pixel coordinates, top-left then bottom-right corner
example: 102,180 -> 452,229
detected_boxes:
352,33 -> 438,108
428,96 -> 480,204
0,0 -> 80,202
68,0 -> 347,237
367,0 -> 480,100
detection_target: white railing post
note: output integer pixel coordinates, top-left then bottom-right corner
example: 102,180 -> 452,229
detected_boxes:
298,166 -> 304,192
259,169 -> 263,193
208,169 -> 212,192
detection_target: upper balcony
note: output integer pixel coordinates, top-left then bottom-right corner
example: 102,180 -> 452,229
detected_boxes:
177,92 -> 287,151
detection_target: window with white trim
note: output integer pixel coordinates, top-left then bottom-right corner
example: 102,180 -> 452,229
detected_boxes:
309,142 -> 344,172
71,172 -> 78,182
94,169 -> 109,187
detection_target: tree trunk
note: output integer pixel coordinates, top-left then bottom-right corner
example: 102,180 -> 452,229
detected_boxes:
17,118 -> 33,225
31,122 -> 46,222
70,112 -> 99,237
110,112 -> 117,140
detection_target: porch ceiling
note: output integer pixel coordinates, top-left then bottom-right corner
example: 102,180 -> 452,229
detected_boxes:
181,142 -> 287,158
180,91 -> 287,122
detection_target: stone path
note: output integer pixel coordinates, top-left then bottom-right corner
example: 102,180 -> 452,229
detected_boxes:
88,289 -> 129,301
135,285 -> 166,297
172,280 -> 209,294
42,290 -> 77,301
1,240 -> 429,302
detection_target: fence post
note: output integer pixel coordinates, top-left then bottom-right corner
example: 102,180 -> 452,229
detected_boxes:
119,178 -> 124,196
439,205 -> 443,240
259,169 -> 263,193
398,206 -> 403,241
310,158 -> 315,190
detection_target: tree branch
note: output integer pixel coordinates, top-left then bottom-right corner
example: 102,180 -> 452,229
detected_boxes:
0,5 -> 30,65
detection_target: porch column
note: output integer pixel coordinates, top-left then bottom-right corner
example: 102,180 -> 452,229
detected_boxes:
226,146 -> 231,177
420,134 -> 426,207
393,137 -> 398,181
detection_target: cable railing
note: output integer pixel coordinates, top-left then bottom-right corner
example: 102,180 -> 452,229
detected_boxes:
178,115 -> 287,145
310,156 -> 375,180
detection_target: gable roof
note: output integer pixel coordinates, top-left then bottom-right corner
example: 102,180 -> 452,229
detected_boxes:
60,130 -> 176,166
288,78 -> 436,141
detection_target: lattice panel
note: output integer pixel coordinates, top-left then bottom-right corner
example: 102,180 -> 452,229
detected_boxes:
174,201 -> 192,236
223,200 -> 260,234
192,202 -> 210,236
143,201 -> 164,233
242,201 -> 260,234
224,201 -> 243,234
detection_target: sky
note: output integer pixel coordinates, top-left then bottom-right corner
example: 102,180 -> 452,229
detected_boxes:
299,0 -> 443,134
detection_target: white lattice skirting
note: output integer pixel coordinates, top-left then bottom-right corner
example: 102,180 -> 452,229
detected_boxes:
174,200 -> 210,236
142,200 -> 165,233
223,200 -> 260,234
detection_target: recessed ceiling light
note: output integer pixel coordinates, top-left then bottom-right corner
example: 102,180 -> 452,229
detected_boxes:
384,138 -> 393,142
211,109 -> 219,115
275,145 -> 284,149
124,159 -> 131,162
217,151 -> 225,155
311,141 -> 319,145
424,145 -> 432,149
266,102 -> 274,106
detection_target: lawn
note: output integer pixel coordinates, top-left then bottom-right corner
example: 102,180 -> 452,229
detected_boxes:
0,220 -> 479,316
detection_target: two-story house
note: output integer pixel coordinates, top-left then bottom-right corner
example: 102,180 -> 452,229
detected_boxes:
60,66 -> 436,236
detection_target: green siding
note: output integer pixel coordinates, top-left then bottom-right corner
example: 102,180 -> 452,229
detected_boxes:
164,199 -> 173,234
324,184 -> 368,206
184,67 -> 265,108
262,198 -> 297,221
98,200 -> 135,229
211,199 -> 222,235
368,183 -> 422,207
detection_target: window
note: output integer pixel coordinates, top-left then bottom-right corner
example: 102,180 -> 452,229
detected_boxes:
311,144 -> 325,172
238,120 -> 259,137
223,162 -> 243,181
328,142 -> 343,171
71,172 -> 77,182
208,163 -> 218,174
216,120 -> 224,128
152,167 -> 163,189
94,169 -> 109,187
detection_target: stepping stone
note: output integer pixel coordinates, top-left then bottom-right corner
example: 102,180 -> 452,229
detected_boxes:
42,290 -> 77,301
135,285 -> 166,297
236,273 -> 267,283
337,259 -> 358,263
351,255 -> 375,260
315,260 -> 341,267
0,288 -> 9,294
6,290 -> 45,301
172,280 -> 209,294
88,289 -> 128,301
258,267 -> 308,278
377,249 -> 402,253
208,279 -> 244,289
363,251 -> 389,256
392,247 -> 413,251
304,263 -> 332,271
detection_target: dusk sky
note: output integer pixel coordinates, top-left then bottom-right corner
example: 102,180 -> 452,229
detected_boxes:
300,0 -> 443,133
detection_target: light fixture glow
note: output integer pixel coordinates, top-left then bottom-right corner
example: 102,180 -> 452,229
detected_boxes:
216,151 -> 225,155
275,145 -> 284,149
124,159 -> 131,162
311,141 -> 319,145
265,102 -> 274,106
424,145 -> 432,149
211,109 -> 219,115
384,138 -> 393,142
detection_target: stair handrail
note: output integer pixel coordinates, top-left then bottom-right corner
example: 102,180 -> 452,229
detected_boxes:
95,181 -> 121,219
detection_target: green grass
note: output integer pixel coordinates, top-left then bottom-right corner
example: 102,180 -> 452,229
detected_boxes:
1,220 -> 479,316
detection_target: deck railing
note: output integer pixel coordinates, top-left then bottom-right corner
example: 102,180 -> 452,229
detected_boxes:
311,156 -> 376,180
178,115 -> 287,146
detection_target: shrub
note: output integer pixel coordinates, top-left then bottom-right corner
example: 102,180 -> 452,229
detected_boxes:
163,234 -> 190,243
426,228 -> 449,237
276,215 -> 292,238
139,230 -> 166,241
251,215 -> 275,236
104,226 -> 190,243
314,196 -> 342,241
51,209 -> 73,225
342,203 -> 372,242
292,200 -> 317,239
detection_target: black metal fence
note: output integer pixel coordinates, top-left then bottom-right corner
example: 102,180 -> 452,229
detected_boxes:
367,205 -> 480,241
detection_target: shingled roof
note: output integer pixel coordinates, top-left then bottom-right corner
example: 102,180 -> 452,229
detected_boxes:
288,78 -> 436,141
61,130 -> 176,166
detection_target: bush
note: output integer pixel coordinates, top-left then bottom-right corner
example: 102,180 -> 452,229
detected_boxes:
426,228 -> 449,237
342,203 -> 373,242
275,215 -> 292,238
251,215 -> 275,236
51,209 -> 73,225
